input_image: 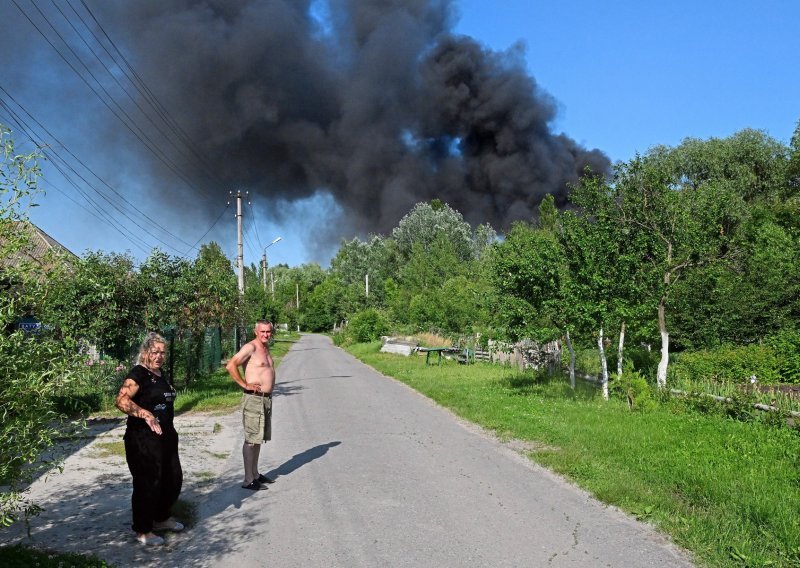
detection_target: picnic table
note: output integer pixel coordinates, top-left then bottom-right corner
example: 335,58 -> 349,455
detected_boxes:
417,346 -> 474,366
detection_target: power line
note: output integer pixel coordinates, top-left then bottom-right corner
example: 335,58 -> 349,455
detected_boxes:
1,104 -> 229,258
55,0 -> 224,184
75,0 -> 219,181
3,2 -> 236,259
0,85 -> 193,251
10,0 -> 214,198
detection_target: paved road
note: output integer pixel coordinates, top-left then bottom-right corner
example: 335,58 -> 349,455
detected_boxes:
168,334 -> 694,567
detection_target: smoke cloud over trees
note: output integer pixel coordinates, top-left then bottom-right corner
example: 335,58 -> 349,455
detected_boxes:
2,0 -> 610,251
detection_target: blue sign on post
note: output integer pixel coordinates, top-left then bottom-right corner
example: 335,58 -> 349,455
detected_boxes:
18,316 -> 41,334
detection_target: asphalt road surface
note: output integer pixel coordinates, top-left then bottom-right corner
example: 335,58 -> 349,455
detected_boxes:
167,333 -> 694,568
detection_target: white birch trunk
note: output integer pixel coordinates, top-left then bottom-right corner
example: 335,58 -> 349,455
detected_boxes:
617,321 -> 625,379
565,329 -> 576,389
657,297 -> 669,388
598,326 -> 609,400
657,245 -> 673,389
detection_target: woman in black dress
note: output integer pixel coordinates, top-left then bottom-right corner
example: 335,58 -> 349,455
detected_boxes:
115,332 -> 183,546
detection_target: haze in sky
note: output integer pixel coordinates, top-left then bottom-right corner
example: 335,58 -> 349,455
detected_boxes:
1,0 -> 797,269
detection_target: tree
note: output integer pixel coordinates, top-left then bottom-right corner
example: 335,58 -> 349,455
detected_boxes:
566,171 -> 658,397
139,250 -> 192,332
181,242 -> 238,380
302,275 -> 348,332
0,125 -> 81,526
607,132 -> 764,387
41,251 -> 145,358
392,200 -> 477,262
490,222 -> 563,342
330,235 -> 395,309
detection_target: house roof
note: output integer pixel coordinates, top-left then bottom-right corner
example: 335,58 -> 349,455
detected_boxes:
0,220 -> 78,271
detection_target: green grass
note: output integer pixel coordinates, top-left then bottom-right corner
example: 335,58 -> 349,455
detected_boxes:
348,341 -> 800,568
0,545 -> 111,568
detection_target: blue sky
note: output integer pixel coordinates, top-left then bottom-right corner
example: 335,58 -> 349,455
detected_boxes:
456,0 -> 799,163
6,0 -> 799,269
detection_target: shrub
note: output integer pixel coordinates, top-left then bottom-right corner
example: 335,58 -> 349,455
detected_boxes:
671,343 -> 783,385
765,329 -> 800,383
610,369 -> 655,411
347,309 -> 388,343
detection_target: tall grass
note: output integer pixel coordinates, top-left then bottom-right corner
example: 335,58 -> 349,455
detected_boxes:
348,341 -> 800,568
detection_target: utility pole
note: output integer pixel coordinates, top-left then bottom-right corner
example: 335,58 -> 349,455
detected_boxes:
262,254 -> 267,290
233,190 -> 246,296
230,190 -> 247,349
296,282 -> 300,310
365,273 -> 369,298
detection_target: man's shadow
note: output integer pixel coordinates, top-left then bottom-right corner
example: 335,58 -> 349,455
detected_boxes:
197,441 -> 342,522
264,441 -> 342,479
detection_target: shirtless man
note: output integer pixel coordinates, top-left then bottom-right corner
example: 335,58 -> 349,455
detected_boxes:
225,320 -> 278,490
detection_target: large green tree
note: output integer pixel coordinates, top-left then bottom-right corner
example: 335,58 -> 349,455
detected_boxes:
490,221 -> 563,342
139,249 -> 192,332
391,200 -> 477,262
600,132 -> 768,387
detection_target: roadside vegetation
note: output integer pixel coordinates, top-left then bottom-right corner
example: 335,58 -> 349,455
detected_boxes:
347,341 -> 800,568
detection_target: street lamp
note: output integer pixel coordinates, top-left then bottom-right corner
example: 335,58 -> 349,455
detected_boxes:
262,236 -> 282,294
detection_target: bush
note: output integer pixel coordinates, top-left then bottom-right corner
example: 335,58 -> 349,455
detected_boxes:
610,369 -> 655,411
50,357 -> 127,415
671,343 -> 784,385
347,309 -> 388,343
765,328 -> 800,383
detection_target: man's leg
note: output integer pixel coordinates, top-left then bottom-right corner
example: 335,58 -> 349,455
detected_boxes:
254,397 -> 273,481
242,442 -> 259,485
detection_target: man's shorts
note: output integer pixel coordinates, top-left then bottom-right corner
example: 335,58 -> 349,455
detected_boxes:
242,393 -> 272,444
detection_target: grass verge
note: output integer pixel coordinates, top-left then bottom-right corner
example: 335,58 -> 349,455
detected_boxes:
346,341 -> 800,568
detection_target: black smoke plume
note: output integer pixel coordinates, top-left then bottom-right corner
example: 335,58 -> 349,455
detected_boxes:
3,0 -> 609,253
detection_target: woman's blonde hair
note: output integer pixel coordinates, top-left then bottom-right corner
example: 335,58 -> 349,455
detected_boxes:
136,331 -> 167,367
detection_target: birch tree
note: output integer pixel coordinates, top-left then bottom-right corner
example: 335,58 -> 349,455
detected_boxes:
611,135 -> 756,387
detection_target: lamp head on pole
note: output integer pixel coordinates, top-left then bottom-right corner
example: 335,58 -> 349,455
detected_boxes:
265,236 -> 283,253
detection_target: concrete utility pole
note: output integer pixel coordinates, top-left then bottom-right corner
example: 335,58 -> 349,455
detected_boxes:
365,273 -> 369,297
232,190 -> 246,296
230,190 -> 247,350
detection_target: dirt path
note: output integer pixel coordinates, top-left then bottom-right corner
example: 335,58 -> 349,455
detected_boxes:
0,408 -> 242,566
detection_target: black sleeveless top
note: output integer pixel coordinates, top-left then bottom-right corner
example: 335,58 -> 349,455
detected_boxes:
125,365 -> 177,431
